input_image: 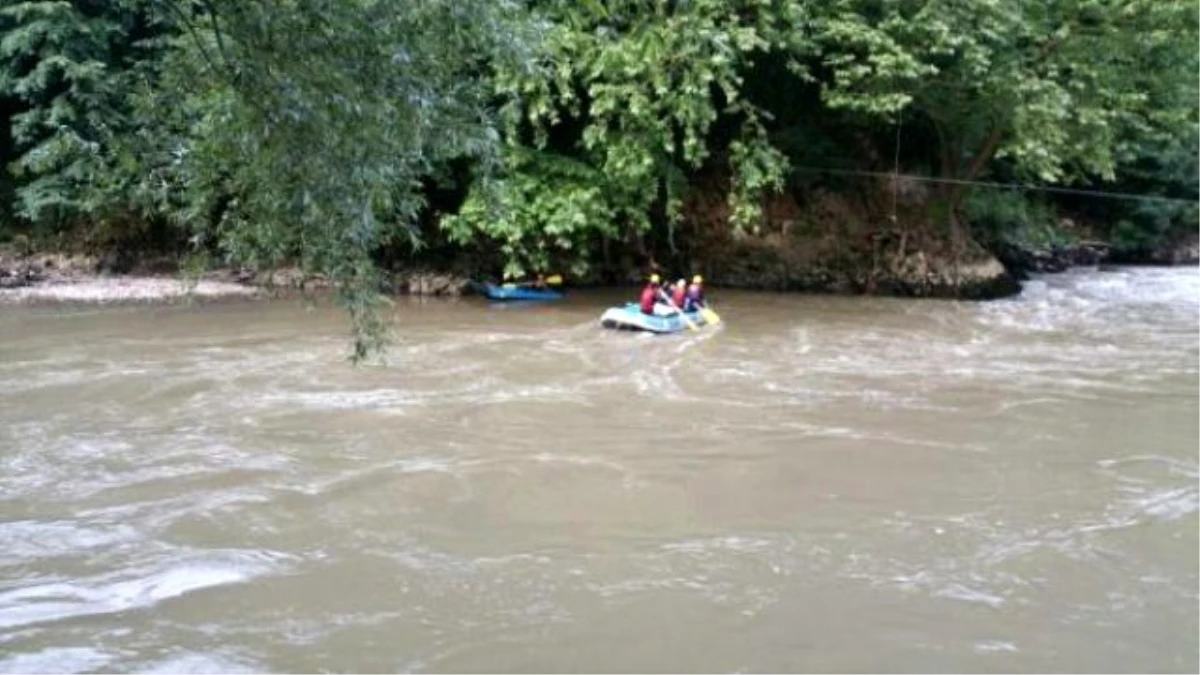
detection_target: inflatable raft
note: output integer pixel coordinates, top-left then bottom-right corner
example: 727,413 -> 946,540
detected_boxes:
474,282 -> 565,301
599,303 -> 707,333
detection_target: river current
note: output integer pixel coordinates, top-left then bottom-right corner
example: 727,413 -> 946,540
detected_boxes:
1,266 -> 1196,672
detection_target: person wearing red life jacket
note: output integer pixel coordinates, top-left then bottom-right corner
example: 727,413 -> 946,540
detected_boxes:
670,278 -> 687,309
639,274 -> 662,315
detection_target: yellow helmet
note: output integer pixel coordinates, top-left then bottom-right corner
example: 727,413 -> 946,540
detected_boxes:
692,274 -> 703,284
649,273 -> 661,284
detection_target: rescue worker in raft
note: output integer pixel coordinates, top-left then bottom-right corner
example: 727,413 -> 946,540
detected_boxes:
684,275 -> 707,312
641,274 -> 702,316
670,278 -> 688,309
639,274 -> 663,315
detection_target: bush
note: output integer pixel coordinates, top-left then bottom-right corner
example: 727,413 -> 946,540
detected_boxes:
964,189 -> 1069,247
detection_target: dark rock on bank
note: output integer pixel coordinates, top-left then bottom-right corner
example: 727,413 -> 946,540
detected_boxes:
990,239 -> 1112,278
0,249 -> 97,288
1106,234 -> 1199,266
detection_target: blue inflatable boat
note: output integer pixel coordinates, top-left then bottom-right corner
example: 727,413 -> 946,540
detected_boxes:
599,303 -> 707,334
474,282 -> 565,301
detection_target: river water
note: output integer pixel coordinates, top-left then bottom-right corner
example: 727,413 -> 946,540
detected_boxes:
0,267 -> 1196,673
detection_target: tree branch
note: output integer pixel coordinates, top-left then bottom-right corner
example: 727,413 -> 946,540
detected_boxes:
962,119 -> 1005,184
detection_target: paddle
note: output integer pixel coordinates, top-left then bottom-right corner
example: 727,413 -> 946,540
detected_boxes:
659,290 -> 698,331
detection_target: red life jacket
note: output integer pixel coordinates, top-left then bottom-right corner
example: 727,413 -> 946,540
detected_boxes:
672,286 -> 687,307
639,285 -> 658,314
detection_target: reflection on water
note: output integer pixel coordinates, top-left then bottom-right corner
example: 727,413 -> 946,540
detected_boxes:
1,267 -> 1196,672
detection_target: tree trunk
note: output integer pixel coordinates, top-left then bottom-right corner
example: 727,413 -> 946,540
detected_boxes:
935,120 -> 1006,263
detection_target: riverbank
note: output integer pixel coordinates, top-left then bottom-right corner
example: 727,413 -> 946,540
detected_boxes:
0,251 -> 256,304
3,230 -> 1196,305
0,248 -> 477,304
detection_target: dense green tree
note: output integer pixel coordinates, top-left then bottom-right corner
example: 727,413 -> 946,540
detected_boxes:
1081,125 -> 1199,257
0,0 -> 162,231
442,0 -> 810,278
118,0 -> 531,359
806,0 -> 1198,225
444,0 -> 1198,277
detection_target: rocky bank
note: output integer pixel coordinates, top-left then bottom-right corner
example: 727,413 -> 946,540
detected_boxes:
679,182 -> 1022,299
3,192 -> 1194,303
0,251 -> 258,302
0,246 -> 476,303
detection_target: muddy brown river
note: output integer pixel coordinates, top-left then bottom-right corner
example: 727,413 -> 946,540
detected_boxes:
1,267 -> 1197,673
